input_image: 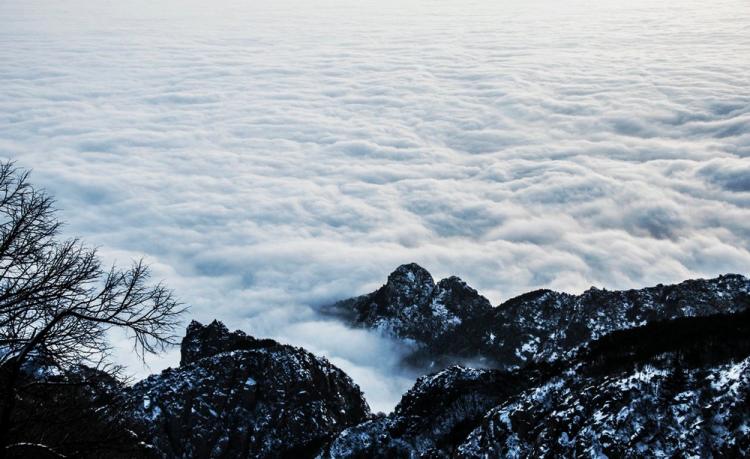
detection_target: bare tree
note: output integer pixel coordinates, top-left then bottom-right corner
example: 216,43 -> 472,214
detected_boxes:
0,162 -> 184,457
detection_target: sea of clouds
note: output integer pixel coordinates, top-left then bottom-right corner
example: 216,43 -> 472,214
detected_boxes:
1,0 -> 749,411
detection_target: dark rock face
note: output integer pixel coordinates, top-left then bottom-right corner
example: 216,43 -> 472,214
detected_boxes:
5,363 -> 152,458
487,274 -> 750,368
180,319 -> 277,366
327,308 -> 750,458
457,310 -> 750,457
12,268 -> 750,458
14,267 -> 748,459
328,264 -> 493,362
127,321 -> 370,459
458,359 -> 750,457
330,264 -> 750,370
324,366 -> 536,458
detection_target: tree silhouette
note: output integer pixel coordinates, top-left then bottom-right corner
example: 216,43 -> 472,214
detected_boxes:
0,162 -> 184,457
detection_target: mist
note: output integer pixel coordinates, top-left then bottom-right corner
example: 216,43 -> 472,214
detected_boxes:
1,0 -> 749,412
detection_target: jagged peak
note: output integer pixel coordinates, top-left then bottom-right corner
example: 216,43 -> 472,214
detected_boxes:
498,288 -> 561,310
386,263 -> 435,290
180,319 -> 269,366
437,275 -> 465,286
413,365 -> 484,388
435,275 -> 473,291
133,324 -> 372,458
186,319 -> 228,334
500,273 -> 749,308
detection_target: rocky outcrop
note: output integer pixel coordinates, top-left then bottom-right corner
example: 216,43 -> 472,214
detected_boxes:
14,267 -> 750,458
458,309 -> 750,457
326,308 -> 750,458
179,319 -> 278,366
326,263 -> 493,365
323,366 -> 536,458
329,264 -> 750,370
126,321 -> 370,458
485,273 -> 750,368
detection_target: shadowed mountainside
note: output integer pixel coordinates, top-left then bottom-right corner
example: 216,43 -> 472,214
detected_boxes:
12,268 -> 750,458
327,263 -> 750,370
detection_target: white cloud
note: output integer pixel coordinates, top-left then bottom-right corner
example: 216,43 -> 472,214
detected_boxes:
1,0 -> 749,411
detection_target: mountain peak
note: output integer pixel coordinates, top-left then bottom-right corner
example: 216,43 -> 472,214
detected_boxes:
134,322 -> 371,457
186,319 -> 227,334
180,319 -> 277,366
333,267 -> 750,371
386,263 -> 435,290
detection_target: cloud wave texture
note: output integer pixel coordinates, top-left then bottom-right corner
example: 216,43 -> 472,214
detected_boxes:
1,0 -> 749,411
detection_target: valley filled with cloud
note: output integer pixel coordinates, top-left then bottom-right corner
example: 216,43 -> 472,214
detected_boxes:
1,0 -> 749,411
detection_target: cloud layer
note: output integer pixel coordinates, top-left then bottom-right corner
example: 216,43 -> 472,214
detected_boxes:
1,0 -> 749,411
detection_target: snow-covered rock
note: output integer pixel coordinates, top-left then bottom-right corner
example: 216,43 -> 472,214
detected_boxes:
327,306 -> 750,458
326,263 -> 493,367
458,309 -> 750,458
323,365 -> 535,458
15,268 -> 750,458
329,264 -> 750,371
126,320 -> 371,458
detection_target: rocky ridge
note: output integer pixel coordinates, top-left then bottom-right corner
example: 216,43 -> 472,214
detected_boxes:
329,263 -> 750,370
125,320 -> 370,458
325,308 -> 750,458
16,266 -> 750,458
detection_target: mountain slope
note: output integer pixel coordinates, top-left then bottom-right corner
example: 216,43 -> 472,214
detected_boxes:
325,308 -> 750,458
16,268 -> 750,458
127,270 -> 750,458
328,264 -> 750,370
328,264 -> 492,348
458,309 -> 750,457
125,320 -> 370,458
